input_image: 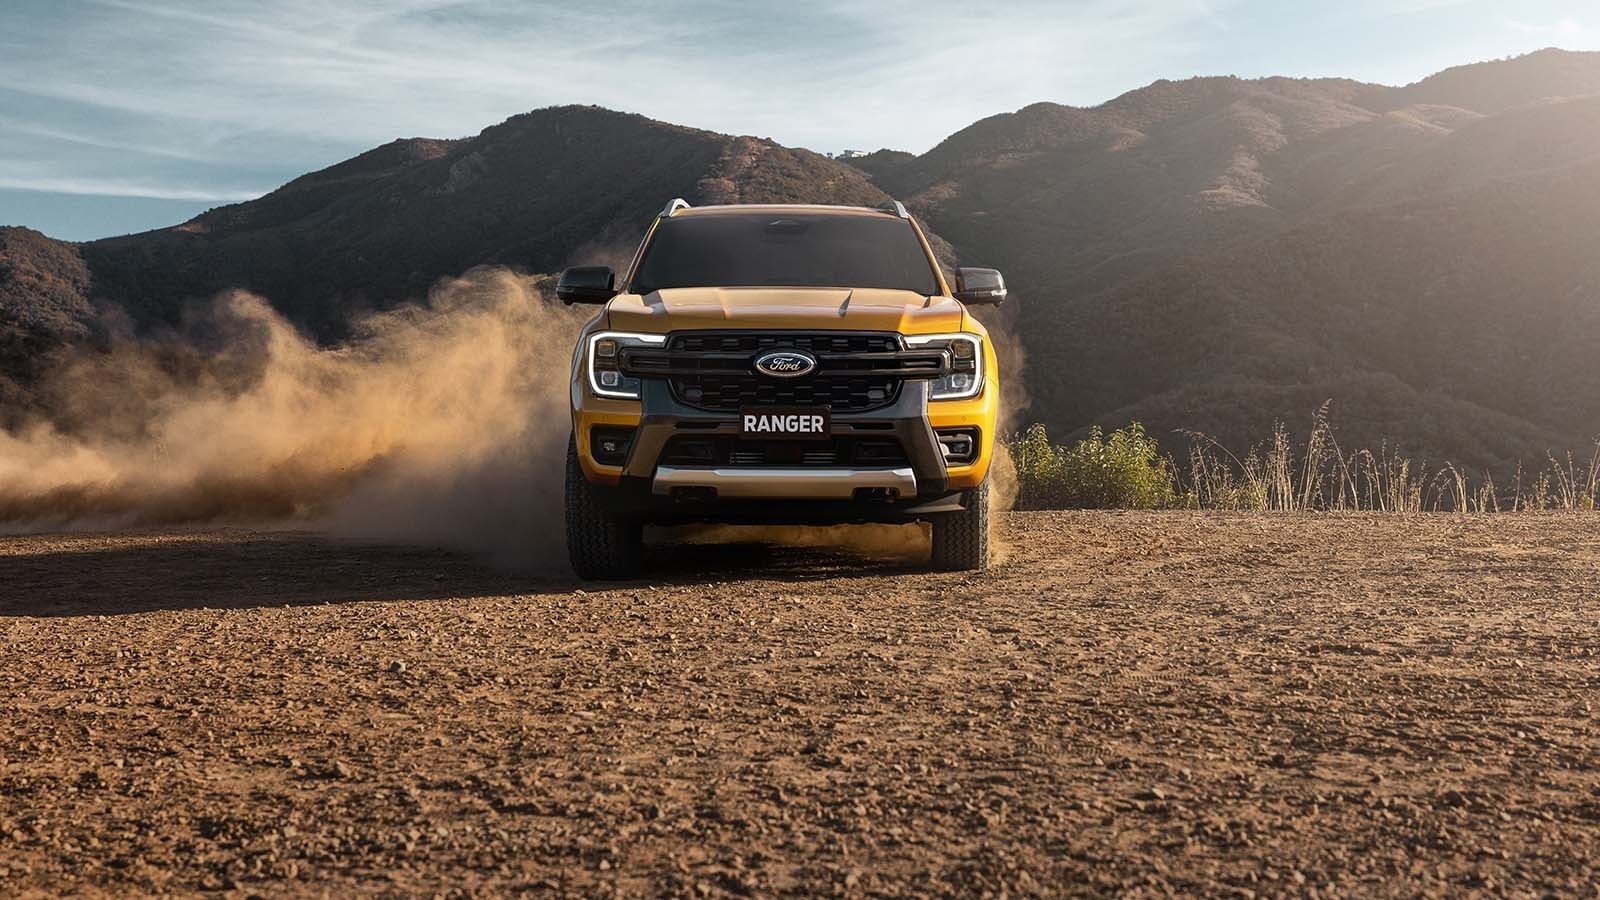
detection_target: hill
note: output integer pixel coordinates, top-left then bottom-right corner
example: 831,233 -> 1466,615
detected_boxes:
75,106 -> 897,338
851,49 -> 1600,469
0,227 -> 94,418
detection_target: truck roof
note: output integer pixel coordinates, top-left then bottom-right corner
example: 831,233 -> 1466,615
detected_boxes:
663,199 -> 911,219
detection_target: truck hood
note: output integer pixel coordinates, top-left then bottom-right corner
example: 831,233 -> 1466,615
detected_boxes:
604,287 -> 967,334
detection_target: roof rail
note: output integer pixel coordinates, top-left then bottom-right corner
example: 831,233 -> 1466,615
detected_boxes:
661,198 -> 691,217
877,199 -> 909,219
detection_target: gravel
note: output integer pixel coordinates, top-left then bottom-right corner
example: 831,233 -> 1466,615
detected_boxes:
3,512 -> 1599,896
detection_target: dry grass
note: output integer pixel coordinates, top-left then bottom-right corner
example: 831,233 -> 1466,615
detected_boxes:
1012,402 -> 1600,512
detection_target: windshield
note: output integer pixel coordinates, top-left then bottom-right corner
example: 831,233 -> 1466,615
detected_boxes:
629,212 -> 940,295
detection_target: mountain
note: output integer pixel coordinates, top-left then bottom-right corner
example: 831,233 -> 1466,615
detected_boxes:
7,51 -> 1600,471
852,48 -> 1600,469
1372,47 -> 1600,114
76,106 -> 901,339
0,227 -> 94,416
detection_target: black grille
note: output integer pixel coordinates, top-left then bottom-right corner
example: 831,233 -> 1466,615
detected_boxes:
677,373 -> 900,412
660,436 -> 910,468
660,332 -> 910,413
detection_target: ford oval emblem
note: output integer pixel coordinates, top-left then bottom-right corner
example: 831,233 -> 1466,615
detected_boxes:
754,350 -> 817,379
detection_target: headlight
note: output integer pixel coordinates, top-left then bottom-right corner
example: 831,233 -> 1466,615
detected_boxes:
587,331 -> 666,399
905,333 -> 984,400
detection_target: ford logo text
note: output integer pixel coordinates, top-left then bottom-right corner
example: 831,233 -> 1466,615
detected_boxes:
753,350 -> 817,379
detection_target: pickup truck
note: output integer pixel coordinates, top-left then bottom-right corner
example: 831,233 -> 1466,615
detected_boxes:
559,199 -> 1005,578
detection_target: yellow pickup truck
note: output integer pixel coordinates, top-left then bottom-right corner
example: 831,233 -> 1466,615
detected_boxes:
559,199 -> 1006,578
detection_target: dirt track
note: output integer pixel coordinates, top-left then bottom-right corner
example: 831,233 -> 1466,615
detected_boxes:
3,512 -> 1599,897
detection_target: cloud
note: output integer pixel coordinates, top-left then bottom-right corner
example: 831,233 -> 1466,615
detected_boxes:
1,0 -> 1239,156
0,173 -> 264,202
1370,0 -> 1476,13
1505,16 -> 1584,37
0,115 -> 221,163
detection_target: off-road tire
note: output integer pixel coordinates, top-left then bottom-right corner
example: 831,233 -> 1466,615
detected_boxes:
931,479 -> 990,571
565,437 -> 643,580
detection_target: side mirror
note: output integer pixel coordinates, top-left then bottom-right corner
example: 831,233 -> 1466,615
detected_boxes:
954,267 -> 1007,305
557,266 -> 618,305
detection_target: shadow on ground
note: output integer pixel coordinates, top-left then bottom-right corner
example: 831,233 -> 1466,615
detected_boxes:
0,530 -> 930,616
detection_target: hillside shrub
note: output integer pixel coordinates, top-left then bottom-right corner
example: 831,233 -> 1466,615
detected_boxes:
1011,423 -> 1176,509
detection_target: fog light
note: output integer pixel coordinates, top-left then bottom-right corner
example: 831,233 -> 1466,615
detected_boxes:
936,428 -> 980,465
589,427 -> 635,466
599,370 -> 622,388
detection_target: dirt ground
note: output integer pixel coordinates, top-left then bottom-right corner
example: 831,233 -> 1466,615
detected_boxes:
3,512 -> 1599,898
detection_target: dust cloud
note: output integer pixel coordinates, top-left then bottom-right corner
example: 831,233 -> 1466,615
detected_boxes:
987,441 -> 1018,565
974,298 -> 1027,563
0,268 -> 588,566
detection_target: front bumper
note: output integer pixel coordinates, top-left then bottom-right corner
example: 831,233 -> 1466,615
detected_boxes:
621,378 -> 948,492
632,379 -> 951,523
574,376 -> 995,524
652,465 -> 919,499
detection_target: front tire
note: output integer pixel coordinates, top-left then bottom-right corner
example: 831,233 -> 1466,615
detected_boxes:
565,437 -> 643,580
930,479 -> 991,571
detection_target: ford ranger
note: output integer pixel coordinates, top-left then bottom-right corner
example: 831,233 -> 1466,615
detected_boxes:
559,199 -> 1006,579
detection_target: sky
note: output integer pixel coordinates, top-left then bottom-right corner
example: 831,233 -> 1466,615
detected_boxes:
1,0 -> 1596,241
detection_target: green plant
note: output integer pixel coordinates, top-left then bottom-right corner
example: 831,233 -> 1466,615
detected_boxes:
1010,422 -> 1176,510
